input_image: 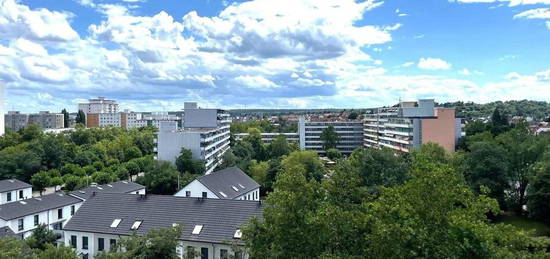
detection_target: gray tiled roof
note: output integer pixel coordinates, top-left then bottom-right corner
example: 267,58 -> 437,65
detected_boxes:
63,193 -> 263,244
0,226 -> 17,239
0,179 -> 32,193
0,193 -> 81,220
198,167 -> 260,199
70,181 -> 145,200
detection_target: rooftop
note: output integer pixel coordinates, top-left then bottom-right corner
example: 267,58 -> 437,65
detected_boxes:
0,179 -> 32,193
197,167 -> 260,199
0,226 -> 17,239
70,181 -> 145,200
63,193 -> 263,244
0,192 -> 81,220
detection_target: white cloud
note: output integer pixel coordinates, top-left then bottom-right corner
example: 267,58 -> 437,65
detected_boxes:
417,58 -> 452,70
458,68 -> 483,76
547,21 -> 550,29
457,0 -> 550,6
0,0 -> 79,42
401,62 -> 415,67
514,8 -> 550,19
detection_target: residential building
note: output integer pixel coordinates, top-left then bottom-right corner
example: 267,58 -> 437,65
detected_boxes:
156,102 -> 231,174
0,181 -> 145,240
298,116 -> 364,155
78,97 -> 119,114
28,111 -> 64,129
63,193 -> 262,259
0,179 -> 32,205
234,132 -> 299,145
0,192 -> 82,239
175,167 -> 260,201
0,81 -> 4,136
86,112 -> 127,128
363,99 -> 459,153
5,111 -> 29,131
126,111 -> 183,130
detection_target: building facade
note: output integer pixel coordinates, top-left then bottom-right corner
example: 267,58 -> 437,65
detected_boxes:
174,167 -> 260,201
78,97 -> 119,114
234,132 -> 299,145
28,111 -> 64,129
0,179 -> 32,205
363,99 -> 459,153
298,117 -> 364,155
0,82 -> 4,136
156,102 -> 231,174
5,111 -> 29,131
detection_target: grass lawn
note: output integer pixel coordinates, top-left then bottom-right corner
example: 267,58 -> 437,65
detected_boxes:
496,215 -> 550,237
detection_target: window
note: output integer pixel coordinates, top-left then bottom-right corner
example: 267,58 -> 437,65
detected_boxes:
18,218 -> 24,231
231,186 -> 239,192
34,215 -> 39,226
201,247 -> 209,259
234,229 -> 242,239
220,249 -> 228,259
70,205 -> 75,216
219,191 -> 227,198
235,251 -> 243,259
70,235 -> 77,248
192,225 -> 203,235
7,192 -> 11,202
110,219 -> 121,228
19,190 -> 23,199
57,208 -> 63,219
82,236 -> 88,250
53,222 -> 62,230
109,239 -> 116,251
131,221 -> 142,230
98,238 -> 104,251
201,192 -> 207,198
185,191 -> 191,197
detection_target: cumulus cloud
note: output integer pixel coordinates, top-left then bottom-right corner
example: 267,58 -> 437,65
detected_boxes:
514,8 -> 550,19
417,58 -> 452,70
457,0 -> 550,6
0,0 -> 78,42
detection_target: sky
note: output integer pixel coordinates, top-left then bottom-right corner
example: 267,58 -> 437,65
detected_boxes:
0,0 -> 549,112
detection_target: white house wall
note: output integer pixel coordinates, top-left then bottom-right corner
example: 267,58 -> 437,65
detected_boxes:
174,180 -> 218,199
0,187 -> 32,205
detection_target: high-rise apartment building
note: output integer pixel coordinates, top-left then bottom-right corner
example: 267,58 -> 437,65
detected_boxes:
5,111 -> 29,131
78,97 -> 118,114
298,117 -> 364,155
0,82 -> 4,136
156,102 -> 231,174
28,111 -> 64,129
363,99 -> 460,153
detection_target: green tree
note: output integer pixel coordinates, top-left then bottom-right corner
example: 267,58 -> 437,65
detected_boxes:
31,171 -> 51,195
75,110 -> 86,125
61,109 -> 69,128
325,148 -> 342,160
63,175 -> 83,191
347,111 -> 359,120
26,224 -> 58,250
281,151 -> 325,182
320,125 -> 339,151
348,147 -> 409,189
248,160 -> 269,188
491,107 -> 509,135
175,148 -> 204,175
527,151 -> 550,223
268,135 -> 290,158
138,161 -> 179,195
20,124 -> 43,142
0,237 -> 35,259
91,171 -> 113,184
125,161 -> 141,176
38,244 -> 78,259
217,149 -> 238,170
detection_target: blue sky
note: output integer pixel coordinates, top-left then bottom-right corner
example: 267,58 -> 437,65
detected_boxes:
0,0 -> 549,112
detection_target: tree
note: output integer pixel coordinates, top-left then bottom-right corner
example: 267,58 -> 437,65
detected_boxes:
20,124 -> 43,142
138,161 -> 179,195
348,147 -> 409,189
268,135 -> 290,158
38,244 -> 78,259
217,149 -> 238,170
281,151 -> 325,182
97,225 -> 183,259
527,151 -> 550,223
125,161 -> 141,176
175,148 -> 204,175
63,175 -> 83,191
75,110 -> 86,125
248,160 -> 269,188
31,171 -> 51,195
0,237 -> 35,258
325,148 -> 342,160
491,107 -> 509,135
92,171 -> 113,184
347,111 -> 358,120
26,224 -> 58,250
320,125 -> 339,151
61,109 -> 69,128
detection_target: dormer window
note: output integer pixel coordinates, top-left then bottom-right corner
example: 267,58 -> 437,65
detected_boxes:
110,219 -> 122,228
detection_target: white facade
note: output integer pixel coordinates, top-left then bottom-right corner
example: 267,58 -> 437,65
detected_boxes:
78,97 -> 118,114
0,186 -> 32,205
98,113 -> 122,127
63,230 -> 248,259
0,81 -> 4,136
28,111 -> 64,129
234,132 -> 299,145
174,179 -> 260,201
298,116 -> 364,155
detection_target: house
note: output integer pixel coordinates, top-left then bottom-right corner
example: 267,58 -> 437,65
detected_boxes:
174,167 -> 261,201
0,192 -> 83,239
63,193 -> 263,259
0,181 -> 145,240
0,179 -> 33,205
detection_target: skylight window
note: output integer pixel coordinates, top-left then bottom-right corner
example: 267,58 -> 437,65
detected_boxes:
234,229 -> 242,239
97,187 -> 103,190
219,191 -> 228,198
192,225 -> 203,235
110,219 -> 122,228
131,221 -> 142,230
107,184 -> 113,188
231,186 -> 239,192
238,184 -> 245,189
19,201 -> 27,205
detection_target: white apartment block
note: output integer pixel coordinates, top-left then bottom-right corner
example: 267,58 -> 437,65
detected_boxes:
0,179 -> 32,205
363,99 -> 459,153
156,102 -> 231,174
175,167 -> 261,201
298,116 -> 364,155
78,97 -> 118,114
28,111 -> 64,129
234,132 -> 299,145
